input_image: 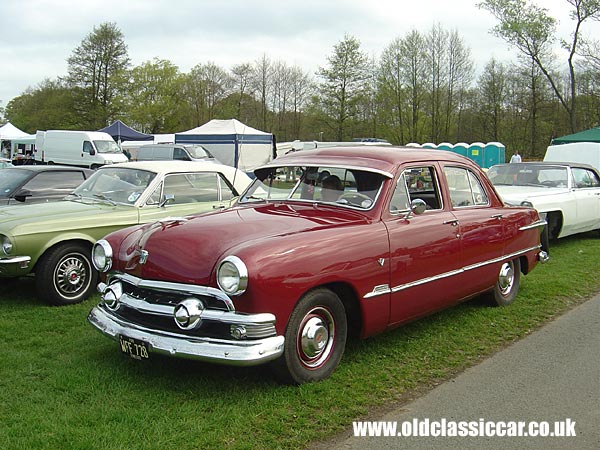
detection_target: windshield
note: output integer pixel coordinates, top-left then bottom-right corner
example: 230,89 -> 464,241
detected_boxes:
0,169 -> 31,198
240,166 -> 386,210
94,140 -> 122,154
187,145 -> 214,159
72,167 -> 156,205
487,164 -> 569,188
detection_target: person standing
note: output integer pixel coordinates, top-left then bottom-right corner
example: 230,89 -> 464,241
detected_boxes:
510,149 -> 522,163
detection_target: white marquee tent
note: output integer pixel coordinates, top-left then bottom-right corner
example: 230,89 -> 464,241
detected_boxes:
175,119 -> 274,172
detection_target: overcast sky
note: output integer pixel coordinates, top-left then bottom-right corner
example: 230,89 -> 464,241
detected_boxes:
0,0 -> 594,109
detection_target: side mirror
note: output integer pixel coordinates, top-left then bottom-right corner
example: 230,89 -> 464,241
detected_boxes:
403,198 -> 427,220
13,188 -> 32,203
159,193 -> 175,207
89,148 -> 96,156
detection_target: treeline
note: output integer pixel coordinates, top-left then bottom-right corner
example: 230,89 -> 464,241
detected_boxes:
3,1 -> 599,158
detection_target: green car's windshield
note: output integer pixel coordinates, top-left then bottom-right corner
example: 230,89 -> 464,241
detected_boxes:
94,140 -> 122,154
240,166 -> 386,210
72,168 -> 156,205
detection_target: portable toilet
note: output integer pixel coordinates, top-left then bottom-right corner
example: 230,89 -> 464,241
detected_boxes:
405,143 -> 422,148
483,142 -> 506,168
453,142 -> 468,157
422,142 -> 437,149
437,142 -> 453,151
468,142 -> 485,167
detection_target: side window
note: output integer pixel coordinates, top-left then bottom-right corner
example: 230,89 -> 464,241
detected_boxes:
23,171 -> 86,193
146,183 -> 162,205
389,174 -> 410,213
173,148 -> 190,161
572,168 -> 600,188
218,175 -> 236,201
444,167 -> 489,207
83,141 -> 93,153
163,173 -> 221,204
403,167 -> 442,210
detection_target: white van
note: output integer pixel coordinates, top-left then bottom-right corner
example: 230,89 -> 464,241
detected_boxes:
35,130 -> 128,169
135,143 -> 217,162
544,142 -> 600,171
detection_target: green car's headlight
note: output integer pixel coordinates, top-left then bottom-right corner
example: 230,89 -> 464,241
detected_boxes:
92,240 -> 113,272
217,256 -> 248,296
1,235 -> 13,256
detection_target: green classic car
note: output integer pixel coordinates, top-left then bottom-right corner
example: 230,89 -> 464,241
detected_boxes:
0,160 -> 252,305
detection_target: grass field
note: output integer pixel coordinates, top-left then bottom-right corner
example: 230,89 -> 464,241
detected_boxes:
1,232 -> 599,449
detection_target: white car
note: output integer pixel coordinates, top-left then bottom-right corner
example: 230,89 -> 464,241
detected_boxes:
488,162 -> 600,250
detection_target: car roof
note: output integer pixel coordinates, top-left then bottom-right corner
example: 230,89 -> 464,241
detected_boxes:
5,165 -> 92,173
491,161 -> 598,171
259,145 -> 477,177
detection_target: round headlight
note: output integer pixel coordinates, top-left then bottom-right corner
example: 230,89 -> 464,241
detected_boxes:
92,240 -> 113,272
217,256 -> 248,296
1,235 -> 13,256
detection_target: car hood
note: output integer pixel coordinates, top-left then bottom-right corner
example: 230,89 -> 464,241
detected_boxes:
114,202 -> 370,284
0,199 -> 136,237
493,185 -> 569,204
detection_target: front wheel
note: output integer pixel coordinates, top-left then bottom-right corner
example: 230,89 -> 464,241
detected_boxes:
489,258 -> 521,307
272,288 -> 347,384
35,243 -> 98,306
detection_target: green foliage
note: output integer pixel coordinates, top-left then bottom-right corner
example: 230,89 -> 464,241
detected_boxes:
0,234 -> 598,449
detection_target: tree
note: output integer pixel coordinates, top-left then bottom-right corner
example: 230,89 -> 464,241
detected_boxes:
125,59 -> 184,133
478,0 -> 600,133
477,58 -> 509,141
66,22 -> 130,129
317,34 -> 370,141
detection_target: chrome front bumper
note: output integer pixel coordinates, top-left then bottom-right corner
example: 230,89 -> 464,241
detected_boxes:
88,306 -> 285,366
0,256 -> 31,277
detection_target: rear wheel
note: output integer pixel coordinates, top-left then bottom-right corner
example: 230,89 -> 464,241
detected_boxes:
489,258 -> 521,307
35,243 -> 98,306
272,288 -> 347,384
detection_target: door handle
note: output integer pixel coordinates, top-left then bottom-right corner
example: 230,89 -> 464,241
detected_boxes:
443,219 -> 459,226
491,214 -> 503,220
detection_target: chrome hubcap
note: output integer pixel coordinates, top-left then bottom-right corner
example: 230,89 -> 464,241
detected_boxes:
498,261 -> 514,296
297,307 -> 335,368
55,254 -> 88,297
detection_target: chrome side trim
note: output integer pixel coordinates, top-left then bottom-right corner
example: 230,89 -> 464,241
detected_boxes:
364,284 -> 391,299
111,273 -> 235,311
88,306 -> 284,366
519,219 -> 547,231
363,246 -> 541,299
0,256 -> 31,265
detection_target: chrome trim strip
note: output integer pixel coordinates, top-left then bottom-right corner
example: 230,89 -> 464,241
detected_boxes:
363,245 -> 541,299
259,162 -> 394,179
519,219 -> 547,231
88,307 -> 284,366
111,273 -> 235,311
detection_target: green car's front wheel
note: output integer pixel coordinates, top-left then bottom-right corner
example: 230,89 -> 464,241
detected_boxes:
35,242 -> 98,306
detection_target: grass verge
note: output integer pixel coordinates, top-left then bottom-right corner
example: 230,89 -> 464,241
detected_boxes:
0,232 -> 598,449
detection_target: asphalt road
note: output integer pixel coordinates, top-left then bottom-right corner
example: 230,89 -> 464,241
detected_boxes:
313,293 -> 600,450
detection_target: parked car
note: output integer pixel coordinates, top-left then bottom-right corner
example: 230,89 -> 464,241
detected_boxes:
0,158 -> 14,169
487,162 -> 600,250
0,161 -> 252,305
135,143 -> 217,163
87,146 -> 548,384
0,165 -> 93,205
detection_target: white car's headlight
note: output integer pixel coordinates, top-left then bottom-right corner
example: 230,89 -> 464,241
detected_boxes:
92,240 -> 113,272
217,256 -> 248,296
1,235 -> 13,256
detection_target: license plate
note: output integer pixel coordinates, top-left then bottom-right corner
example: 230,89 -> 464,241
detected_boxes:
119,335 -> 149,360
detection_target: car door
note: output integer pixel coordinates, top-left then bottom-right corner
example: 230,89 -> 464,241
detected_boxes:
442,166 -> 506,296
571,167 -> 600,232
384,165 -> 464,326
138,172 -> 235,222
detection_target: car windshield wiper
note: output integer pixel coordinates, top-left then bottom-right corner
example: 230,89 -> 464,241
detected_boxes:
92,193 -> 117,206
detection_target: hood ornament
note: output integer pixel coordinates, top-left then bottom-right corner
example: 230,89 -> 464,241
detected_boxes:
139,250 -> 149,265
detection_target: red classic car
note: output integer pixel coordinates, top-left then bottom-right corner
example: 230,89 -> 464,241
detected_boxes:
88,147 -> 548,384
